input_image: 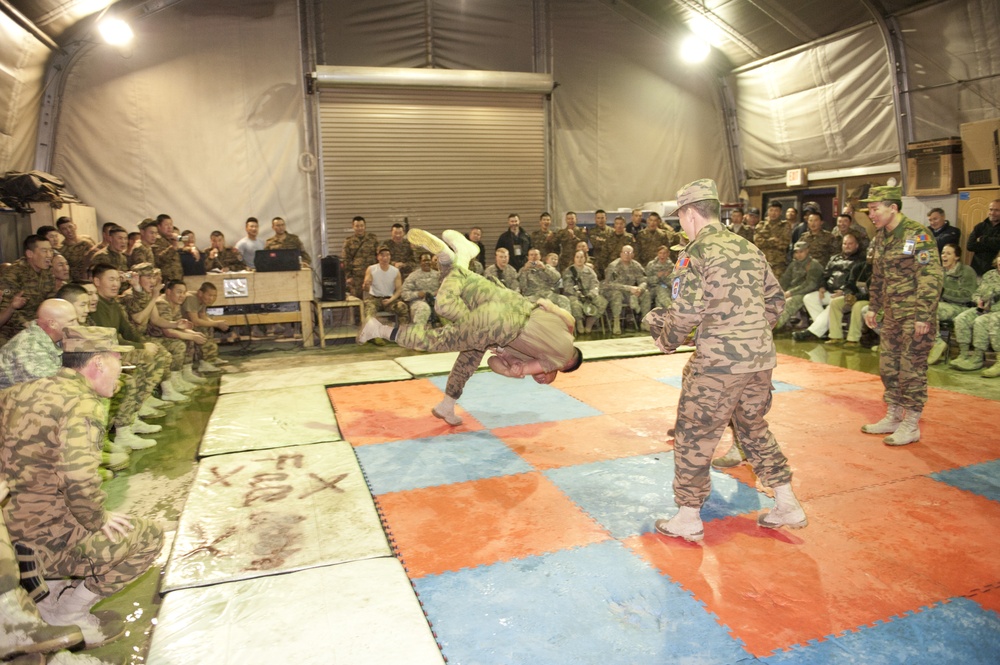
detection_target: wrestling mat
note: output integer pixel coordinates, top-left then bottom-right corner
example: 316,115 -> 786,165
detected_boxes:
328,353 -> 1000,664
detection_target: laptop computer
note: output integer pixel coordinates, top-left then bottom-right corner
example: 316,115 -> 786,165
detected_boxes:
255,248 -> 301,272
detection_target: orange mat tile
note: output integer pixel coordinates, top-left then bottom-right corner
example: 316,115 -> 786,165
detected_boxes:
970,586 -> 1000,615
557,377 -> 681,414
549,360 -> 649,388
491,415 -> 673,470
328,379 -> 483,445
607,406 -> 681,444
608,353 -> 692,378
376,472 -> 610,578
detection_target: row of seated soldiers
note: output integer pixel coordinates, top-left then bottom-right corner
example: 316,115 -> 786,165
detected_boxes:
1,234 -> 233,476
362,237 -> 680,339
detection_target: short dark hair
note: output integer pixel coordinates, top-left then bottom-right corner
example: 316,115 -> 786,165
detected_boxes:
155,214 -> 172,225
37,225 -> 58,237
246,217 -> 258,225
391,223 -> 404,230
128,231 -> 140,241
508,213 -> 519,221
23,234 -> 46,253
199,282 -> 217,293
944,242 -> 961,258
648,212 -> 662,221
109,226 -> 127,237
101,222 -> 117,234
272,217 -> 284,224
56,283 -> 88,300
56,216 -> 72,227
562,347 -> 584,373
63,351 -> 99,370
210,230 -> 225,239
929,207 -> 945,216
91,264 -> 118,279
164,279 -> 186,291
540,212 -> 551,219
595,209 -> 606,215
352,216 -> 366,223
768,201 -> 783,210
837,213 -> 853,224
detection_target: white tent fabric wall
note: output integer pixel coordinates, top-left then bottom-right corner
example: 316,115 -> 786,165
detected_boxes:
0,11 -> 47,173
48,0 -> 314,258
549,0 -> 734,212
732,24 -> 898,180
899,0 -> 1000,140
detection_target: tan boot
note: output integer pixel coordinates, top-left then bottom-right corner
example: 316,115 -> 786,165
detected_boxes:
861,404 -> 904,434
982,362 -> 1000,378
926,339 -> 948,365
0,587 -> 83,659
758,483 -> 808,529
34,583 -> 124,649
884,410 -> 921,446
654,506 -> 704,542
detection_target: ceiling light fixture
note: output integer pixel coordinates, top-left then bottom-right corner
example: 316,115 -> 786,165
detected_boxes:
680,35 -> 711,64
98,17 -> 133,45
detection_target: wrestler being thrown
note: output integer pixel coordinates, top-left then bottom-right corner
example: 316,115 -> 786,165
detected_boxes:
358,229 -> 583,425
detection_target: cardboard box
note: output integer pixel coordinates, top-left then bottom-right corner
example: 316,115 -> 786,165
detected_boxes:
906,138 -> 963,196
960,118 -> 1000,188
957,187 -> 1000,265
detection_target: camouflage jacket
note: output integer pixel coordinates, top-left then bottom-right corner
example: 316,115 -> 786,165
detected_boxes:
484,264 -> 520,292
658,222 -> 783,374
940,262 -> 977,306
383,238 -> 415,276
127,243 -> 155,269
530,229 -> 558,258
554,228 -> 589,272
343,233 -> 379,275
152,236 -> 184,282
518,261 -> 561,299
118,288 -> 153,318
0,368 -> 109,551
587,226 -> 613,262
731,224 -> 755,244
265,233 -> 311,266
562,264 -> 601,301
754,219 -> 792,271
868,214 -> 943,323
603,258 -> 646,293
645,258 -> 674,290
799,229 -> 840,269
597,232 -> 636,278
0,321 -> 61,389
0,259 -> 56,339
203,246 -> 247,272
401,269 -> 441,303
635,227 -> 674,266
90,247 -> 128,273
779,257 -> 824,297
62,236 -> 96,282
971,269 -> 1000,310
147,296 -> 183,337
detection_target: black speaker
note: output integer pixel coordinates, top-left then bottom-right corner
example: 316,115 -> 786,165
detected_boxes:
320,255 -> 346,301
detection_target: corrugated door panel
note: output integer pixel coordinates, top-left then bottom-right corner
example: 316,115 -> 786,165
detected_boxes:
320,88 -> 546,259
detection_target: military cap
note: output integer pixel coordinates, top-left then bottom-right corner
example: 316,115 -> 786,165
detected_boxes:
793,240 -> 809,252
377,245 -> 392,254
138,218 -> 158,230
131,262 -> 155,275
861,185 -> 902,203
669,179 -> 719,215
62,326 -> 132,353
670,231 -> 689,252
802,201 -> 820,214
746,207 -> 761,216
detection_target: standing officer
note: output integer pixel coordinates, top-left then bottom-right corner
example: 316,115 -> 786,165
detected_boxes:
754,201 -> 793,278
342,216 -> 379,299
647,179 -> 805,543
861,185 -> 943,446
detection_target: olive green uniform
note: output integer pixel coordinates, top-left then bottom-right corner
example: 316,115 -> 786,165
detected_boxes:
63,236 -> 96,282
596,232 -> 635,280
203,246 -> 246,272
151,237 -> 184,282
553,228 -> 588,272
265,233 -> 311,267
343,233 -> 379,299
0,259 -> 56,343
754,218 -> 793,278
635,227 -> 675,266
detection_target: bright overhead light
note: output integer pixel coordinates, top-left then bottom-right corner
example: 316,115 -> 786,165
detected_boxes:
680,35 -> 711,63
98,17 -> 133,46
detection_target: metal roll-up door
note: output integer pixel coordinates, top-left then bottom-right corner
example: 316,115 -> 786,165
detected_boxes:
319,87 -> 547,260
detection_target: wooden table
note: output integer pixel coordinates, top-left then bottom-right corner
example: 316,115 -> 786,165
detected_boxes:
184,270 -> 316,347
315,297 -> 363,347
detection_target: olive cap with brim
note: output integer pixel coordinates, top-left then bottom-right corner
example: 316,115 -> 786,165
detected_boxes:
860,185 -> 902,203
667,179 -> 719,216
62,326 -> 132,353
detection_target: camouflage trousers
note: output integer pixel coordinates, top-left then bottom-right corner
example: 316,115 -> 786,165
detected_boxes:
363,296 -> 410,324
649,285 -> 671,312
106,373 -> 142,429
566,293 -> 608,323
936,302 -> 970,343
123,345 -> 168,398
604,288 -> 647,319
953,307 -> 1000,351
396,267 -> 531,399
347,269 -> 367,299
408,300 -> 433,326
1,510 -> 17,593
775,294 -> 805,330
37,517 -> 163,596
878,311 -> 936,410
193,327 -> 219,363
673,364 -> 792,508
150,336 -> 187,372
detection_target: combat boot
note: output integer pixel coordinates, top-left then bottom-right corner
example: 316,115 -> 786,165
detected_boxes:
100,451 -> 130,472
884,410 -> 921,446
357,317 -> 393,344
612,319 -> 622,337
654,506 -> 704,542
170,372 -> 197,393
431,396 -> 462,426
137,402 -> 165,419
197,359 -> 222,373
861,404 -> 904,434
114,427 -> 156,450
711,444 -> 745,468
143,394 -> 168,409
953,348 -> 985,371
982,362 -> 1000,378
129,417 -> 161,435
34,583 -> 124,648
442,230 -> 480,270
159,378 -> 189,403
758,484 -> 808,529
0,587 -> 84,659
926,339 -> 948,365
181,365 -> 207,385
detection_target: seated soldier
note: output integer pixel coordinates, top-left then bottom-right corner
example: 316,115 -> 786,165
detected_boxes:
0,299 -> 78,390
927,243 -> 978,364
89,225 -> 129,281
483,247 -> 520,292
562,249 -> 607,334
265,217 -> 311,267
203,231 -> 247,272
794,232 -> 865,341
825,249 -> 873,347
645,245 -> 674,313
51,254 -> 71,292
519,248 -> 572,313
359,230 -> 581,425
0,235 -> 55,344
774,240 -> 823,331
180,282 -> 230,373
602,245 -> 646,336
401,252 -> 442,326
0,326 -> 164,648
362,247 -> 410,345
146,280 -> 210,385
951,250 -> 1000,374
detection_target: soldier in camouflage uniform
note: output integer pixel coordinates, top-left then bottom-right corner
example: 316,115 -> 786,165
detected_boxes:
203,231 -> 247,272
635,212 -> 675,266
401,253 -> 442,325
151,215 -> 184,282
0,236 -> 56,344
342,216 -> 379,299
531,212 -> 558,260
950,251 -> 1000,375
774,241 -> 823,330
383,223 -> 415,279
596,217 -> 635,280
798,213 -> 840,268
587,210 -> 613,262
647,179 -> 804,543
147,280 -> 209,387
483,248 -> 520,292
181,282 -> 229,372
926,243 -> 977,364
519,249 -> 572,313
89,226 -> 129,276
56,216 -> 96,283
644,245 -> 674,312
0,299 -> 78,390
0,326 -> 163,647
128,219 -> 158,269
553,212 -> 589,272
728,209 -> 755,243
602,245 -> 646,336
861,186 -> 943,446
562,249 -> 606,334
754,201 -> 793,278
359,229 -> 582,425
264,217 -> 311,267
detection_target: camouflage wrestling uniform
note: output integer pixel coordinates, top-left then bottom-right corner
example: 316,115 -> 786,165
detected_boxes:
655,222 -> 792,509
0,370 -> 163,595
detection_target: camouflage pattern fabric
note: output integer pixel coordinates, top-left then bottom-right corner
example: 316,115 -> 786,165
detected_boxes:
530,229 -> 558,258
635,227 -> 674,266
774,257 -> 824,329
343,233 -> 379,298
0,259 -> 56,340
553,228 -> 589,272
596,232 -> 635,279
0,322 -> 61,390
383,239 -> 415,278
754,219 -> 792,278
109,372 -> 142,429
519,261 -> 571,312
0,509 -> 18,593
62,236 -> 96,282
602,258 -> 646,319
401,269 -> 442,325
940,262 -> 977,306
732,225 -> 755,244
203,246 -> 246,272
644,258 -> 674,311
146,298 -> 188,370
799,229 -> 839,268
953,308 -> 1000,350
587,225 -> 613,263
127,243 -> 156,269
953,268 -> 1000,346
363,296 -> 410,324
180,294 -> 220,363
265,233 -> 311,266
151,236 -> 184,282
483,264 -> 520,292
89,247 -> 128,274
562,264 -> 607,322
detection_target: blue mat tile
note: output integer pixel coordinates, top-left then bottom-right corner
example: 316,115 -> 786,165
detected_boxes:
355,431 -> 534,495
930,460 -> 1000,503
656,375 -> 801,393
429,372 -> 602,429
413,540 -> 750,665
544,453 -> 772,538
762,598 -> 1000,665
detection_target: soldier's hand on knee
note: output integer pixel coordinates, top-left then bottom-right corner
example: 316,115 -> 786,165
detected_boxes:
101,512 -> 134,542
914,321 -> 931,337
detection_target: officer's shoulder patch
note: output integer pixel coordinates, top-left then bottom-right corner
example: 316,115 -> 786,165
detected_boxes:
917,249 -> 931,265
676,256 -> 690,270
671,276 -> 682,300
